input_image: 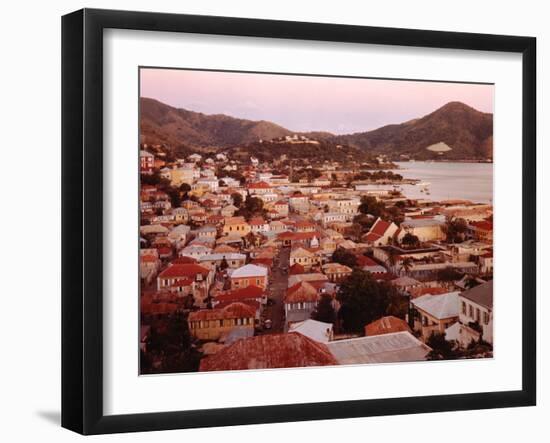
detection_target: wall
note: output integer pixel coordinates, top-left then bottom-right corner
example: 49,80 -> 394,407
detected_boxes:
0,0 -> 547,441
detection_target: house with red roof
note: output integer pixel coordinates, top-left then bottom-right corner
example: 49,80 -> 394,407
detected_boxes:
468,220 -> 493,242
365,316 -> 411,337
362,217 -> 399,246
247,181 -> 272,195
157,263 -> 214,307
199,332 -> 338,371
284,281 -> 321,329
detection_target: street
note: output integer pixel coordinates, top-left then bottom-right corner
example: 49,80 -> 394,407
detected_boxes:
262,246 -> 290,333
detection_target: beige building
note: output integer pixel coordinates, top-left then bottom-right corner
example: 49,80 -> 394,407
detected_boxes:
188,302 -> 255,341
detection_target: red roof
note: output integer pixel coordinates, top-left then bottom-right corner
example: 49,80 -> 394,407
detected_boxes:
370,218 -> 392,236
365,316 -> 411,336
215,285 -> 265,304
199,332 -> 337,371
170,256 -> 198,264
249,217 -> 267,226
364,232 -> 382,242
289,263 -> 305,275
251,258 -> 273,268
158,263 -> 210,279
470,220 -> 493,231
355,255 -> 379,267
285,282 -> 320,304
248,181 -> 271,189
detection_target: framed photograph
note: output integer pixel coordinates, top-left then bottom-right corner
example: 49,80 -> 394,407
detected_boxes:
62,8 -> 536,435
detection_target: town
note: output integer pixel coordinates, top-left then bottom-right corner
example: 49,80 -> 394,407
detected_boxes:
139,138 -> 494,374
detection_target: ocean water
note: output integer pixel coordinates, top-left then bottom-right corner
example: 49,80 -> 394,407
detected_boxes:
382,161 -> 494,204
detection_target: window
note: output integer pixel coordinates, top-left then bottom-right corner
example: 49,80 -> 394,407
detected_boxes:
483,311 -> 490,325
476,308 -> 481,323
462,301 -> 467,315
469,304 -> 474,318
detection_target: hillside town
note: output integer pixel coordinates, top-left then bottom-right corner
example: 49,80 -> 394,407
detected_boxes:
139,140 -> 494,374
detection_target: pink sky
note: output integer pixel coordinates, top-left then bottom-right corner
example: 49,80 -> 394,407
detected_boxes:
140,68 -> 494,135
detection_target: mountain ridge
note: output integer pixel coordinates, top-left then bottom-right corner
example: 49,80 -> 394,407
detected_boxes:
140,97 -> 493,160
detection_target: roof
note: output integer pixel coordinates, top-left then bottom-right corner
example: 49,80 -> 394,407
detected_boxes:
370,218 -> 393,236
188,302 -> 256,322
289,319 -> 333,343
285,281 -> 320,304
470,220 -> 493,231
158,263 -> 210,279
390,276 -> 421,287
412,291 -> 460,320
401,218 -> 445,229
215,285 -> 265,304
199,332 -> 338,371
288,273 -> 329,288
460,280 -> 493,309
248,181 -> 271,189
231,264 -> 269,279
289,263 -> 305,275
322,263 -> 353,274
327,331 -> 431,364
365,316 -> 411,336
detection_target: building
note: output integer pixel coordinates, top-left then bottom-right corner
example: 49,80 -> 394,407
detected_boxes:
327,331 -> 431,364
222,216 -> 251,237
230,264 -> 269,290
400,218 -> 446,242
156,263 -> 213,306
468,220 -> 494,242
188,302 -> 256,341
322,262 -> 353,282
199,332 -> 338,371
365,316 -> 411,336
288,319 -> 334,343
411,291 -> 460,340
140,150 -> 154,174
290,247 -> 319,271
452,280 -> 493,347
198,253 -> 247,270
363,218 -> 399,246
284,281 -> 320,329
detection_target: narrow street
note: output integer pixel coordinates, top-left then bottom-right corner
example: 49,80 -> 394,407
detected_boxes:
263,246 -> 290,333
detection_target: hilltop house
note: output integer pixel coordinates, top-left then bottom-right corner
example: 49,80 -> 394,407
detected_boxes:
411,291 -> 460,340
188,302 -> 255,341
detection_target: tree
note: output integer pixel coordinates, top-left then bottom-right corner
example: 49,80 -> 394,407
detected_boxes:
312,294 -> 337,324
179,183 -> 191,194
337,269 -> 403,333
358,196 -> 385,217
219,257 -> 229,271
401,232 -> 420,249
400,257 -> 414,275
426,332 -> 459,360
437,266 -> 462,282
231,192 -> 243,208
332,248 -> 357,269
444,217 -> 468,243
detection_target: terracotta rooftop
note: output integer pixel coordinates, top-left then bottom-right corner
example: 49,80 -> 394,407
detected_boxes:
285,281 -> 320,304
158,263 -> 210,279
199,332 -> 338,371
365,316 -> 411,336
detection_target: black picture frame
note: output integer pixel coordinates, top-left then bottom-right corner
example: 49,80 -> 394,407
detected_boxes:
62,8 -> 537,435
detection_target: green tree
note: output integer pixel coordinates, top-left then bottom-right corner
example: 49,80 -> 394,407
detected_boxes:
231,192 -> 243,208
426,332 -> 459,360
437,266 -> 462,282
312,294 -> 337,324
332,248 -> 358,269
401,233 -> 420,249
337,269 -> 402,333
358,196 -> 385,218
444,217 -> 468,243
